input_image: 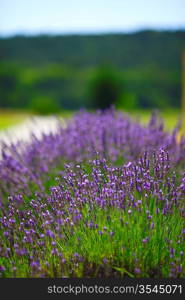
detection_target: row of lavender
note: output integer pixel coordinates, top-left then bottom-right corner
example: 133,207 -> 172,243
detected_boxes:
0,110 -> 185,197
0,109 -> 185,277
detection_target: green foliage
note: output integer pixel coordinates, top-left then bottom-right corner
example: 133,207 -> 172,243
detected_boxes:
88,66 -> 122,109
116,93 -> 138,110
0,30 -> 184,110
59,203 -> 184,278
29,96 -> 60,115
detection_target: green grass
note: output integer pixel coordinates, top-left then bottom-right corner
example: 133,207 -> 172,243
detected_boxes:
124,109 -> 181,131
0,110 -> 30,130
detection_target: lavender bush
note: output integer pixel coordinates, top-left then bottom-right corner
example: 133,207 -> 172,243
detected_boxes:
0,109 -> 184,278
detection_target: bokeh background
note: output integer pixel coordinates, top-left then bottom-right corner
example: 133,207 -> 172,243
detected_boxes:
0,0 -> 185,128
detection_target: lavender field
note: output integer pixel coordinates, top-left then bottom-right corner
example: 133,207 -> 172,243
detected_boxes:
0,109 -> 185,278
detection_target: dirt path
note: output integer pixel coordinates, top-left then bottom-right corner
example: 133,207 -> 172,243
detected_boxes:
0,116 -> 66,147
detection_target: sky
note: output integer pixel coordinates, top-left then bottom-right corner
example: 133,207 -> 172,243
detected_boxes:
0,0 -> 185,36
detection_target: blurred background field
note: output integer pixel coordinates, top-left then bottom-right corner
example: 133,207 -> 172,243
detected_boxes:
0,0 -> 185,132
0,31 -> 184,112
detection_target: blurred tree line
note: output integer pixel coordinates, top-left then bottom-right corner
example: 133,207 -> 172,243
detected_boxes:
0,30 -> 184,112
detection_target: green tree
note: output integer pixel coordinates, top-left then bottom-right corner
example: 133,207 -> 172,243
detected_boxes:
88,66 -> 122,110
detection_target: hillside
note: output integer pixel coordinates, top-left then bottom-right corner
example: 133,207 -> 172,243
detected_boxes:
0,30 -> 185,109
